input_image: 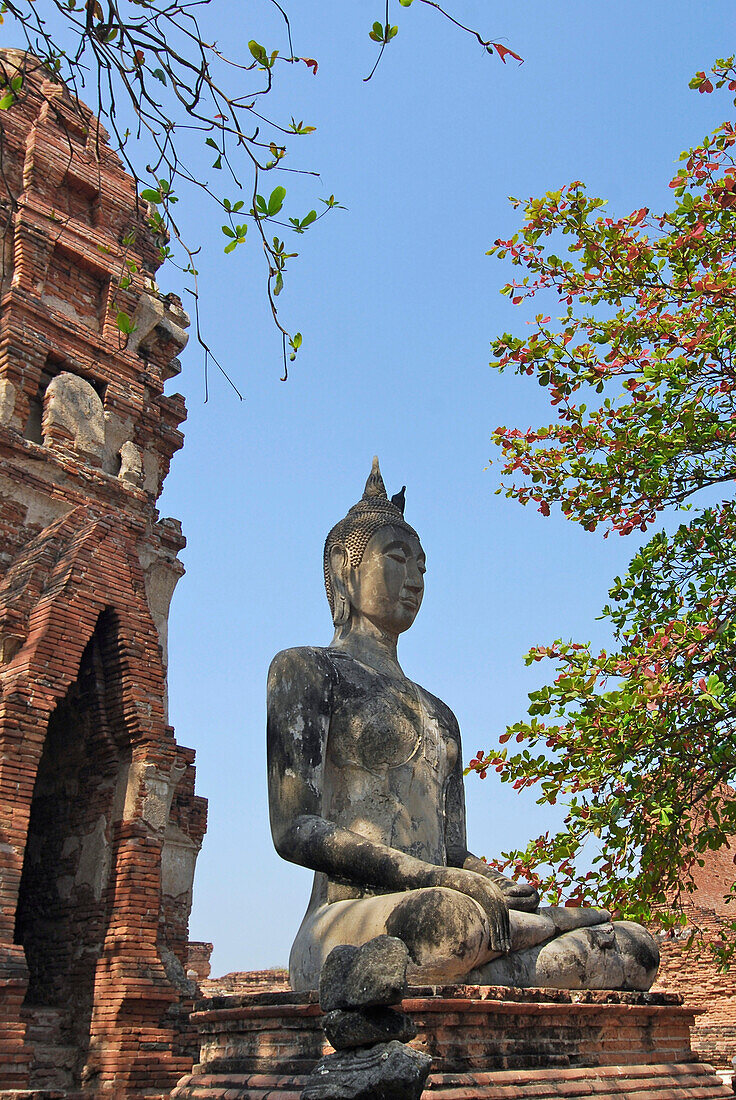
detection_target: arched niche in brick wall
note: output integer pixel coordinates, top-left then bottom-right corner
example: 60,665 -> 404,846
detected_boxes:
13,607 -> 131,1089
0,506 -> 191,1091
42,370 -> 105,463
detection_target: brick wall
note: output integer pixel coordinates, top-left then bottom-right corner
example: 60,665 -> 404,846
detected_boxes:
198,969 -> 291,997
0,49 -> 206,1097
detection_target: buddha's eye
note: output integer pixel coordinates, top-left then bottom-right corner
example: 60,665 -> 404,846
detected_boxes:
387,552 -> 407,564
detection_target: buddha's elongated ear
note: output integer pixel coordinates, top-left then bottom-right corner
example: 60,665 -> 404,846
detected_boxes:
329,543 -> 350,626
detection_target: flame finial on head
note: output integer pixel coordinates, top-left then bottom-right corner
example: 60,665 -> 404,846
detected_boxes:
363,455 -> 388,500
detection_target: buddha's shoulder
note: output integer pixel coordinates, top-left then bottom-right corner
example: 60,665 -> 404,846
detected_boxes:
268,646 -> 338,687
415,682 -> 461,737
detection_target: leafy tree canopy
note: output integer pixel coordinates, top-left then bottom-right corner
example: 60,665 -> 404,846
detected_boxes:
472,58 -> 736,955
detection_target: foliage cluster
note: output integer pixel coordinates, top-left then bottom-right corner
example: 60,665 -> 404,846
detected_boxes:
471,59 -> 736,951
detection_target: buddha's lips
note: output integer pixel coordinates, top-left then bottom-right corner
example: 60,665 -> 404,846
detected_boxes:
400,596 -> 419,610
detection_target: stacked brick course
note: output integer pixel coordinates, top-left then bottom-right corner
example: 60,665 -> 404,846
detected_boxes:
186,943 -> 214,984
653,843 -> 736,1072
171,987 -> 733,1100
0,50 -> 206,1096
197,969 -> 290,997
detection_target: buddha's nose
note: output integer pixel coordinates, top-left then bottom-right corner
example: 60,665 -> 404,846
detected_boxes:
405,568 -> 423,592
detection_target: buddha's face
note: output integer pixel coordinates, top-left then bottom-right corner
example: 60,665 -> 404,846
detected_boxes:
345,523 -> 426,636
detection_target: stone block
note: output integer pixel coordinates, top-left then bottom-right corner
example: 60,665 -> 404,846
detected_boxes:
300,1040 -> 431,1100
119,440 -> 143,486
323,1007 -> 416,1050
43,372 -> 104,462
0,380 -> 16,426
319,937 -> 409,1013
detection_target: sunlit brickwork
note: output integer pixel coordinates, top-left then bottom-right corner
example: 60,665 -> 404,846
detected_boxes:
0,50 -> 207,1096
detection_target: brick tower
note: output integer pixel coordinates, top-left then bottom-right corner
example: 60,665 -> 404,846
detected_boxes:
0,51 -> 207,1095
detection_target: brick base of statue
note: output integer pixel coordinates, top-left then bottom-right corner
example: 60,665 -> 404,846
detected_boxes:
170,985 -> 732,1099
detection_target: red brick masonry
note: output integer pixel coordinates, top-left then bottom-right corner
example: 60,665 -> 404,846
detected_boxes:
171,986 -> 733,1100
0,49 -> 206,1096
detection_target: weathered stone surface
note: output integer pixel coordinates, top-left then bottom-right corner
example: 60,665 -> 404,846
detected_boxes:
119,440 -> 143,486
507,908 -> 556,950
267,457 -> 660,994
127,290 -> 165,354
545,904 -> 612,932
319,946 -> 358,1011
43,372 -> 105,461
301,1040 -> 432,1100
471,921 -> 660,990
320,938 -> 409,1012
0,378 -> 16,425
323,1007 -> 416,1050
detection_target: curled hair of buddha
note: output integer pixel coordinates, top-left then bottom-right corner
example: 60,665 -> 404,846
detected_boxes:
324,456 -> 418,623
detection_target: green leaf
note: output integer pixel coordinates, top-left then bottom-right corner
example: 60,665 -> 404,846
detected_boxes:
221,225 -> 236,238
140,188 -> 161,203
292,332 -> 302,349
301,209 -> 317,227
267,186 -> 286,216
212,155 -> 222,170
224,240 -> 237,254
151,68 -> 167,85
248,39 -> 267,63
206,137 -> 219,149
116,310 -> 136,335
0,92 -> 14,110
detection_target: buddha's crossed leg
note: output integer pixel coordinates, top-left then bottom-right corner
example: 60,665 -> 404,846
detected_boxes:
289,885 -> 656,991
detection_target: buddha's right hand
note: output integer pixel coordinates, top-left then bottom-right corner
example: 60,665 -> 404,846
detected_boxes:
462,857 -> 541,913
426,866 -> 511,954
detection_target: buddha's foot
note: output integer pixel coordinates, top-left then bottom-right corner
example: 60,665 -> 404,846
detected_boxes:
505,905 -> 612,953
467,919 -> 659,991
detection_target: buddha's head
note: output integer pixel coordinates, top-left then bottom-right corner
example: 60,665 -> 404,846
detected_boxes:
324,457 -> 426,639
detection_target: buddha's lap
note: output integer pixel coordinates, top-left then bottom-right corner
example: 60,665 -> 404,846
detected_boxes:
288,886 -> 659,992
289,886 -> 495,989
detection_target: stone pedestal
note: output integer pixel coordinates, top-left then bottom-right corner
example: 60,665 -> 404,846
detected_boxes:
171,985 -> 733,1099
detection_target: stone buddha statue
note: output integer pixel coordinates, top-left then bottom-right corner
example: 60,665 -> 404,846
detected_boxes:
267,459 -> 659,992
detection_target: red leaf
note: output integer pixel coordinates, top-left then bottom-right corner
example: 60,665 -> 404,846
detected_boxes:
301,57 -> 319,75
493,43 -> 524,65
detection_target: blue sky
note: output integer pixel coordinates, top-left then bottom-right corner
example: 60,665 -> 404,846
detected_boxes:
135,1 -> 736,972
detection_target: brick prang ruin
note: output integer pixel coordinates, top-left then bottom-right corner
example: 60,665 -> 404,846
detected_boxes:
0,50 -> 207,1096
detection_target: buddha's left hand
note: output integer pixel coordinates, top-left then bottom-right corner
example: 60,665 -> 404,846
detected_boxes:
462,856 -> 540,913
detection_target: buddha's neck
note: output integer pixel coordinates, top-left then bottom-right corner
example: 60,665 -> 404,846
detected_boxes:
330,618 -> 404,677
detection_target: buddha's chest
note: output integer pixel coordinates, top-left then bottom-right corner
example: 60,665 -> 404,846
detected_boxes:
326,665 -> 458,779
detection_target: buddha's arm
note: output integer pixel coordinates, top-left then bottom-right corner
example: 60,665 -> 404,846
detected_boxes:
443,713 -> 540,913
267,647 -> 510,950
